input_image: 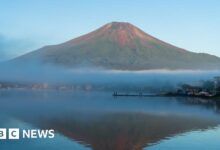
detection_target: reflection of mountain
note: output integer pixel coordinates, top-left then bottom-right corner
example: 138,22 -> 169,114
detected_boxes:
2,90 -> 220,150
14,22 -> 220,70
37,113 -> 218,150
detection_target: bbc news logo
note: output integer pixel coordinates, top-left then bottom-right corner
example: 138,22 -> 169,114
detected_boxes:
0,128 -> 55,140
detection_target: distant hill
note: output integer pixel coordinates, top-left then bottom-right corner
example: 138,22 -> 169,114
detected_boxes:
13,22 -> 220,70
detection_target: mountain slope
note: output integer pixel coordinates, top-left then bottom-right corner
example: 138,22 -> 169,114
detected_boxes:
14,22 -> 220,70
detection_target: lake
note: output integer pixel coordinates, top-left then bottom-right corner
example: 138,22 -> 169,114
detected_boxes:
0,90 -> 220,150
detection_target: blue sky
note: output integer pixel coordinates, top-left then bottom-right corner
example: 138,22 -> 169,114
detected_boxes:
0,0 -> 220,61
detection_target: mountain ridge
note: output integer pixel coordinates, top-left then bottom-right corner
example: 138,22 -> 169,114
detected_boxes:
13,22 -> 220,70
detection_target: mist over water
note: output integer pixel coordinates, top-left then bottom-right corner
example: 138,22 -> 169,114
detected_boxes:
0,62 -> 220,91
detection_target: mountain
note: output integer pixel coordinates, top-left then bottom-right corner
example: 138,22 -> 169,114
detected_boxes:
13,22 -> 220,70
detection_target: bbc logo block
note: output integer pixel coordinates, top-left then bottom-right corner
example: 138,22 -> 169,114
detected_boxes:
0,128 -> 6,139
9,128 -> 20,139
0,128 -> 54,140
0,128 -> 20,140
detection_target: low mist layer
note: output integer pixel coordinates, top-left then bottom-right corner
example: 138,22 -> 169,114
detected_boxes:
0,62 -> 220,92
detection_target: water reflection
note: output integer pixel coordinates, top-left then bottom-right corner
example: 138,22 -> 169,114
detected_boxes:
0,90 -> 220,150
35,112 -> 219,150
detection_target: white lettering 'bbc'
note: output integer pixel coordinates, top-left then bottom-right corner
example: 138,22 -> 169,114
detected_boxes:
0,128 -> 7,139
9,128 -> 20,139
23,129 -> 55,138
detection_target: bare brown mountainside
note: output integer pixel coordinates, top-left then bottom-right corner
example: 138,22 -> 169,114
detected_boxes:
14,22 -> 220,70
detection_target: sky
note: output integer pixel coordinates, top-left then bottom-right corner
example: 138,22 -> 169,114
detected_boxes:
0,0 -> 220,61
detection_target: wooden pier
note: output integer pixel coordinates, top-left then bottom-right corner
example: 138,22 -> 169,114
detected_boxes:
112,92 -> 159,97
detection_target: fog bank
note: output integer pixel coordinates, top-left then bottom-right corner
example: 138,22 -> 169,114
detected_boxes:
0,62 -> 219,91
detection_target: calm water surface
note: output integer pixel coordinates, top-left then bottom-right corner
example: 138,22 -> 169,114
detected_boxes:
0,90 -> 219,150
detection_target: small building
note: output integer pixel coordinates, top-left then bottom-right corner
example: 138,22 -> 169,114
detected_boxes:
181,84 -> 203,95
